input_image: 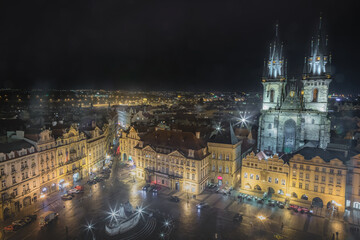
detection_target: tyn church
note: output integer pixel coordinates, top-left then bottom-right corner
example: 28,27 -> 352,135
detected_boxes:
258,18 -> 331,153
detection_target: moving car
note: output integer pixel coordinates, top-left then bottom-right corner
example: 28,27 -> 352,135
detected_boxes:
267,200 -> 276,207
26,214 -> 37,221
39,211 -> 59,227
4,225 -> 14,232
74,185 -> 84,191
196,202 -> 209,209
169,196 -> 180,202
61,194 -> 73,200
233,213 -> 243,222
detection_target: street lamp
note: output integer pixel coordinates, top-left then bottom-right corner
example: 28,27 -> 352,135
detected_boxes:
257,215 -> 266,221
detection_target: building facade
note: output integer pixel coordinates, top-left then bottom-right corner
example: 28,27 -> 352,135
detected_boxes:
0,140 -> 39,220
258,21 -> 331,153
346,154 -> 360,210
241,152 -> 289,200
135,129 -> 210,195
86,126 -> 107,174
207,125 -> 242,188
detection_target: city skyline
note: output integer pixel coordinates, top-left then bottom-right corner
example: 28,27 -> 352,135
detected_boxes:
1,0 -> 359,93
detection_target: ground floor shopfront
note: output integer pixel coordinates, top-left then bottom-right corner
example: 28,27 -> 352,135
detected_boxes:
136,167 -> 208,195
0,190 -> 39,221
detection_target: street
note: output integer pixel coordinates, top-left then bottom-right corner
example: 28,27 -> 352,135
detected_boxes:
3,159 -> 360,240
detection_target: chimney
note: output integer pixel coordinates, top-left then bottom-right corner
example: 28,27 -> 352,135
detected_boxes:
195,131 -> 200,139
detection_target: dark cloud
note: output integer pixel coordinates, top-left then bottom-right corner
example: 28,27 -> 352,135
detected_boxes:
0,0 -> 358,93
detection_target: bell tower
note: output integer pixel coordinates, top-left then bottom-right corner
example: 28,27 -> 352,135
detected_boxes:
302,16 -> 331,112
262,24 -> 287,110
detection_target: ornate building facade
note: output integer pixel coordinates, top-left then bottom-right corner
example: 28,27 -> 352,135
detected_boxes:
135,129 -> 210,195
258,20 -> 331,154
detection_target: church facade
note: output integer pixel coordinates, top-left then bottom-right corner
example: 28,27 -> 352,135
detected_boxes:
258,20 -> 331,154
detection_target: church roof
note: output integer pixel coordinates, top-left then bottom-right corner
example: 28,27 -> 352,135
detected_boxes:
292,147 -> 353,163
208,123 -> 238,145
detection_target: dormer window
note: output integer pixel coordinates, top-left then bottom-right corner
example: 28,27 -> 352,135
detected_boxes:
188,150 -> 194,158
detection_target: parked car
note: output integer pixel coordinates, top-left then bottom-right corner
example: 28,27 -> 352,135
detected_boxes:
87,179 -> 97,185
278,203 -> 285,209
257,199 -> 264,204
12,220 -> 26,227
39,211 -> 59,227
4,225 -> 14,232
142,184 -> 150,191
233,213 -> 243,222
23,217 -> 32,224
151,186 -> 158,193
267,200 -> 276,207
68,188 -> 80,194
169,196 -> 180,202
61,194 -> 73,200
26,214 -> 37,221
196,202 -> 209,209
74,185 -> 84,191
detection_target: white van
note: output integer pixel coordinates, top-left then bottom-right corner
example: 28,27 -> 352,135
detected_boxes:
39,211 -> 59,227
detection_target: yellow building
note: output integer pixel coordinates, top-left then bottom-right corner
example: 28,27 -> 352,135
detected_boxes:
288,148 -> 347,212
54,126 -> 88,190
85,126 -> 107,174
118,127 -> 140,163
207,125 -> 242,188
135,129 -> 210,195
241,152 -> 290,200
241,147 -> 348,212
0,139 -> 39,220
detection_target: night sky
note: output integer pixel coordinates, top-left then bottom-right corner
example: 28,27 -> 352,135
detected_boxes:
0,0 -> 358,93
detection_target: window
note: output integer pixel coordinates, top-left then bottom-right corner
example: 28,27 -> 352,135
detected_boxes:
314,186 -> 318,192
1,180 -> 6,188
293,164 -> 297,169
330,169 -> 334,174
219,166 -> 222,173
321,187 -> 325,193
322,176 -> 326,182
212,153 -> 216,159
12,176 -> 16,184
268,177 -> 272,183
305,184 -> 309,190
13,188 -> 18,196
192,161 -> 195,167
268,124 -> 272,129
329,188 -> 333,195
337,170 -> 342,175
244,173 -> 248,178
299,172 -> 303,178
306,166 -> 310,171
256,175 -> 260,180
275,178 -> 279,184
300,165 -> 304,170
299,183 -> 303,189
312,88 -> 318,102
212,165 -> 215,172
306,174 -> 309,180
292,171 -> 296,177
329,177 -> 333,184
281,179 -> 285,185
292,182 -> 296,187
226,155 -> 229,160
187,173 -> 190,179
250,174 -> 254,179
270,89 -> 275,102
336,178 -> 341,185
192,174 -> 195,180
0,168 -> 4,175
315,175 -> 319,181
225,167 -> 229,174
315,167 -> 319,172
219,154 -> 222,160
322,167 -> 326,173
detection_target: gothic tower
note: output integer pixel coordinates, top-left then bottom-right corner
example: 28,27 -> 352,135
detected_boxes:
261,24 -> 287,110
302,16 -> 332,112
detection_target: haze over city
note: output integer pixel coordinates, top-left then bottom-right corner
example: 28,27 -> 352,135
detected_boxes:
1,1 -> 360,240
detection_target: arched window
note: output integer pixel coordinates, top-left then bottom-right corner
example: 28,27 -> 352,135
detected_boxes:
312,88 -> 318,102
270,89 -> 275,103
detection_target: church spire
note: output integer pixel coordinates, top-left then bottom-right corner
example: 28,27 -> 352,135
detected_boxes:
265,23 -> 285,80
304,15 -> 330,77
